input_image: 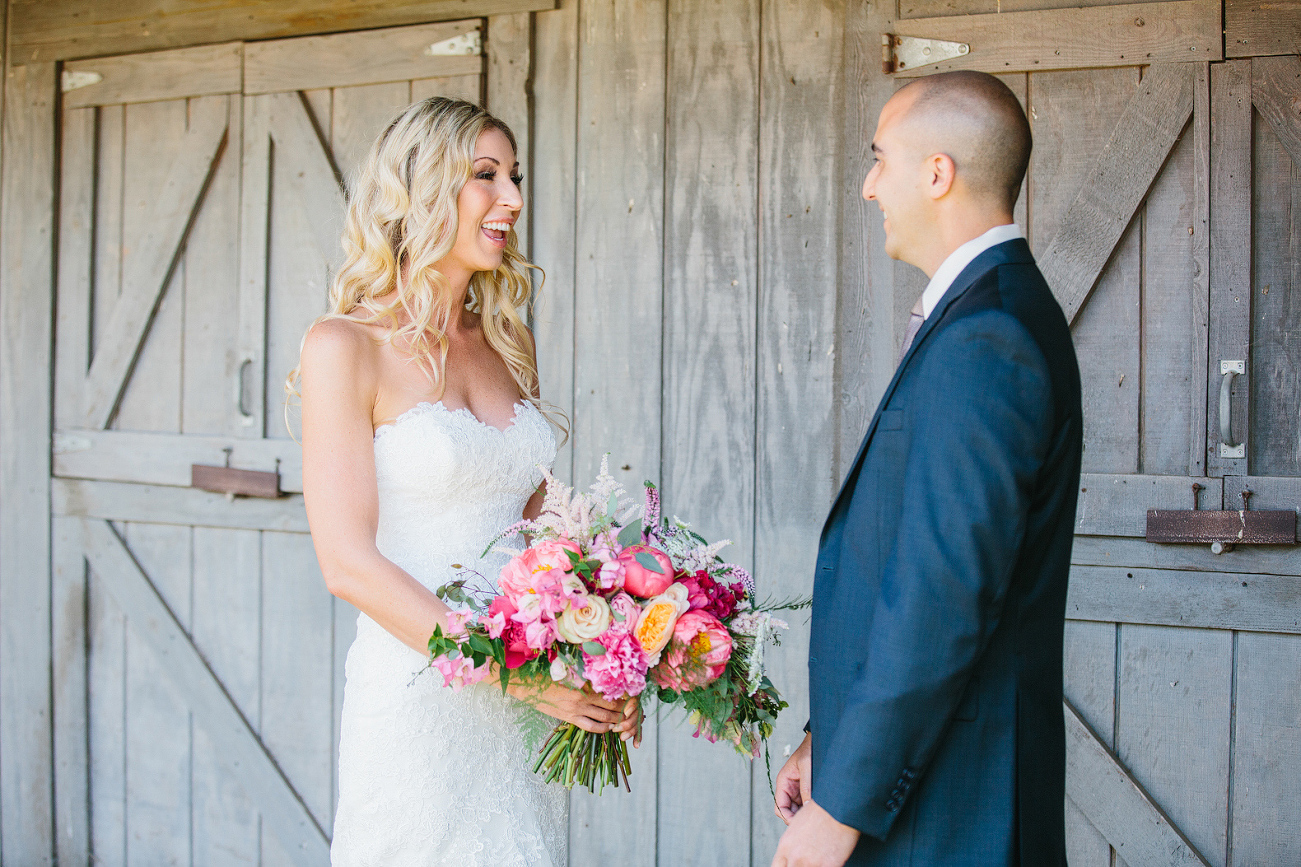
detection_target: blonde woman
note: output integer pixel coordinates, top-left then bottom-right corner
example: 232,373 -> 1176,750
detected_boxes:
296,98 -> 636,866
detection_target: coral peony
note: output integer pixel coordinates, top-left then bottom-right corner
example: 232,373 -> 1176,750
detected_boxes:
651,610 -> 733,691
499,538 -> 582,597
619,545 -> 675,597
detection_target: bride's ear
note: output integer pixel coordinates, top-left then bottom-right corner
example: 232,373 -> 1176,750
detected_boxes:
925,152 -> 957,199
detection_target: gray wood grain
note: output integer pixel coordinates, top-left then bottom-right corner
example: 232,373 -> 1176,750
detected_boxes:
1038,64 -> 1195,324
329,81 -> 412,188
1072,534 -> 1301,578
88,546 -> 127,864
411,74 -> 483,105
1229,631 -> 1301,864
1226,0 -> 1301,58
81,99 -> 227,430
0,59 -> 56,866
54,478 -> 310,533
52,517 -> 90,867
10,0 -> 555,63
659,1 -> 760,863
750,1 -> 843,861
1067,565 -> 1301,634
1065,700 -> 1212,867
1248,59 -> 1301,478
82,519 -> 330,864
1117,624 -> 1231,864
191,527 -> 262,864
1074,474 -> 1223,536
238,94 -> 273,439
1207,60 -> 1252,477
486,12 -> 531,257
566,0 -> 667,861
1222,475 -> 1301,537
1063,620 -> 1115,867
62,42 -> 242,109
55,106 -> 94,432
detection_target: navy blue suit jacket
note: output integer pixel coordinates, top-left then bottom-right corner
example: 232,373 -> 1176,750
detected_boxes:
809,239 -> 1081,866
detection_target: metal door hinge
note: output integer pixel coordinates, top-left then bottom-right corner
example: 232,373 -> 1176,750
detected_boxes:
62,71 -> 103,93
882,34 -> 970,75
427,30 -> 481,57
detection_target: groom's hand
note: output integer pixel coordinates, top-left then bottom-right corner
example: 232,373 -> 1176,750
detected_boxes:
774,733 -> 812,823
771,799 -> 860,867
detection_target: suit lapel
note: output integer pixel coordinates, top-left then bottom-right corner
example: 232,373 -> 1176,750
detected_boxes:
823,239 -> 1035,531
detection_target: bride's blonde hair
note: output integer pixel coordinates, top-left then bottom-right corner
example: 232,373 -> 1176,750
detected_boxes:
288,97 -> 563,434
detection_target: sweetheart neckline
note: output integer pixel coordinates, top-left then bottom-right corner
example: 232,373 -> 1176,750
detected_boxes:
374,399 -> 527,440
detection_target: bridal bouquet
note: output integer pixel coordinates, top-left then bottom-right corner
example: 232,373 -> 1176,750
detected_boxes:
426,458 -> 798,793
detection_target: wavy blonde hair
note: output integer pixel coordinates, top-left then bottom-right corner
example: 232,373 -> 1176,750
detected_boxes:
288,97 -> 565,436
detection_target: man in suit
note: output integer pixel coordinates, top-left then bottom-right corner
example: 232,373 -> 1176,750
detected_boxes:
771,71 -> 1082,867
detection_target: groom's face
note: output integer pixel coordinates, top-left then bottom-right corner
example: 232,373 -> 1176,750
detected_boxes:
862,93 -> 930,265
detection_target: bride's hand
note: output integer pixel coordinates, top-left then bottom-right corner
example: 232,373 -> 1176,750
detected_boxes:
507,681 -> 627,734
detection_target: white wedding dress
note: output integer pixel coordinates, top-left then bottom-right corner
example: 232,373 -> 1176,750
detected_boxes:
330,399 -> 568,866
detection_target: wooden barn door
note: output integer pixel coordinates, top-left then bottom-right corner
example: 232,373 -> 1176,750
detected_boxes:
887,2 -> 1301,865
49,21 -> 495,866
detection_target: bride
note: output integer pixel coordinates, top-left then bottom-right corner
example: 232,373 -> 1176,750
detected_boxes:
295,97 -> 638,866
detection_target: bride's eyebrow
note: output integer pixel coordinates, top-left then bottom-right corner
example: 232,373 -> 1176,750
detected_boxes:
473,156 -> 500,165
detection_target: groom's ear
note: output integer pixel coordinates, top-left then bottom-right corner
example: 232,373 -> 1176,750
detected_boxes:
924,152 -> 957,200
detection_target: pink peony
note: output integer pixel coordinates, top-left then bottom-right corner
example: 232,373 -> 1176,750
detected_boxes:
431,654 -> 490,691
651,610 -> 733,691
488,597 -> 538,669
499,539 -> 582,597
618,545 -> 676,598
582,626 -> 650,700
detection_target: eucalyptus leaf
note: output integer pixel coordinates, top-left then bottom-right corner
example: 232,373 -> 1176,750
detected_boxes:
582,641 -> 606,656
634,551 -> 665,574
607,491 -> 619,516
617,521 -> 643,548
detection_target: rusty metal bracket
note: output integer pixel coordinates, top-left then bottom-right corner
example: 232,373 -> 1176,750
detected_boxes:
882,34 -> 970,75
1146,508 -> 1296,550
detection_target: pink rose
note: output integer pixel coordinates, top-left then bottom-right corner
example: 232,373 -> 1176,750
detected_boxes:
651,610 -> 733,691
583,626 -> 650,700
499,539 -> 582,597
608,592 -> 642,627
618,545 -> 675,598
488,596 -> 537,669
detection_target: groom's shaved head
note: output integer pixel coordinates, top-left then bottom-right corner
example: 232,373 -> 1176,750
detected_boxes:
893,71 -> 1032,211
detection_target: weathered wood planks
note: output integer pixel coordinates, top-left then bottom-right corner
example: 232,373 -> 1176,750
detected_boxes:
1226,0 -> 1301,58
0,59 -> 56,866
61,42 -> 242,108
54,478 -> 310,533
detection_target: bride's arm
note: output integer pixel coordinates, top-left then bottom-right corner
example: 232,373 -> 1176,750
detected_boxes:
300,319 -> 452,656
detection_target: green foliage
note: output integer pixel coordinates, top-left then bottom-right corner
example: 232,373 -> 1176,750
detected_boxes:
634,551 -> 664,573
617,520 -> 643,548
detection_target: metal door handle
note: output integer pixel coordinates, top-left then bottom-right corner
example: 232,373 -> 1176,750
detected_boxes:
1218,360 -> 1244,458
236,357 -> 254,421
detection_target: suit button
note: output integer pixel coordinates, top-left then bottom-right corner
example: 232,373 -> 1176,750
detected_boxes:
885,798 -> 900,812
809,656 -> 817,663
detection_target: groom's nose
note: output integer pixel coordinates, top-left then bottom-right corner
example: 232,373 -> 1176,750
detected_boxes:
863,166 -> 878,201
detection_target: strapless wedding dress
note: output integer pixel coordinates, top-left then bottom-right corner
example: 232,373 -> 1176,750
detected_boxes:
330,400 -> 567,866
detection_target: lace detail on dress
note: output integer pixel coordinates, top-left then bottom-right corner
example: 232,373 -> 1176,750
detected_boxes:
331,400 -> 567,867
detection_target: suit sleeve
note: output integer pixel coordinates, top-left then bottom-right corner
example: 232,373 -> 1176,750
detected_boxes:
813,311 -> 1054,839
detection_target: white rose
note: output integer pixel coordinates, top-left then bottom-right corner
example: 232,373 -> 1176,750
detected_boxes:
556,595 -> 612,643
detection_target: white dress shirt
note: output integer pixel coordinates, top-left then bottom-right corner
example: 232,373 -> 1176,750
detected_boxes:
919,224 -> 1025,320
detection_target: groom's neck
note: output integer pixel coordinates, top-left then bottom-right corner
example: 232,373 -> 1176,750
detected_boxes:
915,205 -> 1016,279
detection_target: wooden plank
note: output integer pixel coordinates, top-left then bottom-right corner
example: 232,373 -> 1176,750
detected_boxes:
237,94 -> 271,438
659,2 -> 760,864
328,82 -> 412,197
191,527 -> 262,864
891,0 -> 1221,77
1038,64 -> 1195,324
55,106 -> 95,431
121,523 -> 193,863
62,42 -> 241,109
1226,0 -> 1301,58
0,60 -> 56,866
1249,59 -> 1301,479
52,517 -> 90,867
902,0 -> 1175,18
411,73 -> 482,104
1223,475 -> 1301,537
1074,474 -> 1224,537
486,11 -> 531,257
1066,565 -> 1301,634
567,0 -> 666,861
1189,65 -> 1212,476
54,478 -> 309,533
836,0 -> 901,482
1229,632 -> 1301,863
55,433 -> 301,494
1115,624 -> 1231,864
259,532 -> 335,843
183,94 -> 244,437
1064,700 -> 1212,867
1031,67 -> 1141,475
1063,620 -> 1116,867
750,1 -> 842,862
92,104 -> 125,361
529,0 -> 577,486
11,0 -> 556,63
269,91 -> 345,263
82,519 -> 329,864
245,21 -> 482,95
1072,534 -> 1301,578
81,100 -> 228,430
87,541 -> 127,864
1207,60 -> 1252,477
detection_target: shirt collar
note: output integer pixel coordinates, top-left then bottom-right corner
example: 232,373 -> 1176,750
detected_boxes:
920,223 -> 1025,319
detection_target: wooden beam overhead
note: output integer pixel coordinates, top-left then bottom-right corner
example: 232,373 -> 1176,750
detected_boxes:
9,0 -> 558,64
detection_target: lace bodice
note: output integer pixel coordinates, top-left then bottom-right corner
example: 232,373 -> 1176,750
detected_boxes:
331,399 -> 567,867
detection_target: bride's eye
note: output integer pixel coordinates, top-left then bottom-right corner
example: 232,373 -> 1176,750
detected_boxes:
511,174 -> 524,186
476,170 -> 496,181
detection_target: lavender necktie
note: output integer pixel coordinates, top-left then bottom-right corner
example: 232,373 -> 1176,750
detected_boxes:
898,297 -> 926,364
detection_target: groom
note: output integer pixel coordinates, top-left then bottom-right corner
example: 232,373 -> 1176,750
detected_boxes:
772,71 -> 1082,866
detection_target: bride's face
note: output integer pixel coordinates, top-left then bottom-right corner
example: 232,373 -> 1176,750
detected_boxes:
443,128 -> 523,278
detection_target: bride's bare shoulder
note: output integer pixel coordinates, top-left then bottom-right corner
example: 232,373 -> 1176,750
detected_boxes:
299,316 -> 383,394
